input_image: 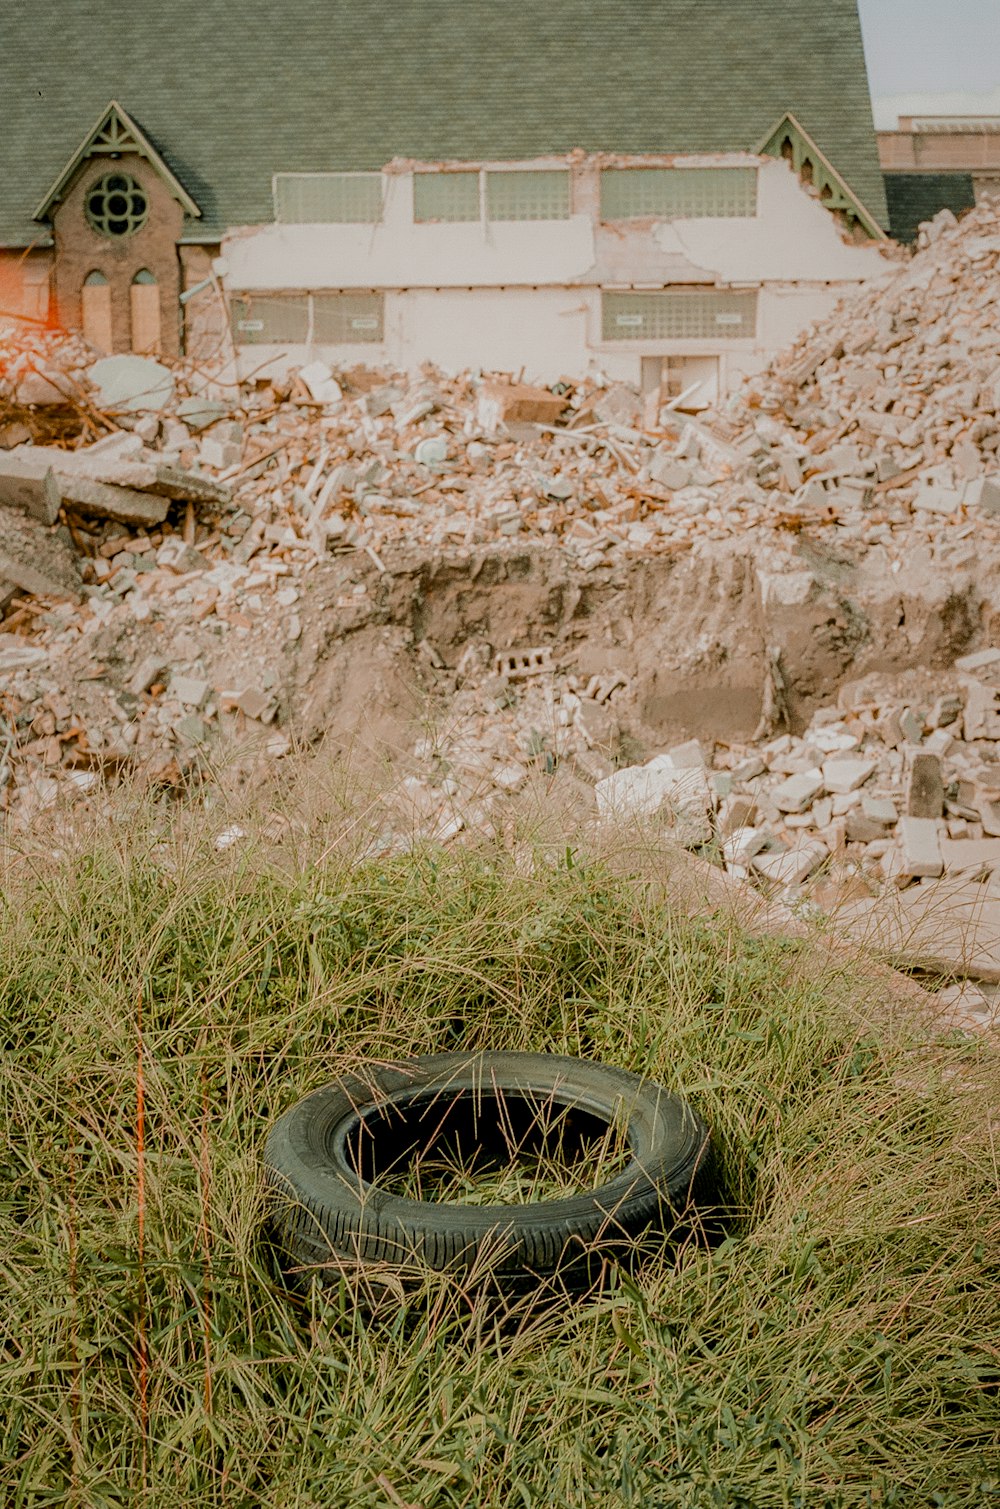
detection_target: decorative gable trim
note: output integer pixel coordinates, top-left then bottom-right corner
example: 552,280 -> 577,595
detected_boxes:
756,111 -> 886,241
33,100 -> 201,222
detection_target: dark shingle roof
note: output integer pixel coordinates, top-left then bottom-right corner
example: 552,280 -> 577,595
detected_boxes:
1,0 -> 887,245
883,173 -> 977,244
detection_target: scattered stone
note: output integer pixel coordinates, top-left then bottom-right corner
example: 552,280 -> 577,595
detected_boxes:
822,757 -> 877,794
772,770 -> 824,813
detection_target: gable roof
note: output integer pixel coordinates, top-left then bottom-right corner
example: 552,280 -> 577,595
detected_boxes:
34,101 -> 201,222
0,0 -> 887,247
757,112 -> 887,240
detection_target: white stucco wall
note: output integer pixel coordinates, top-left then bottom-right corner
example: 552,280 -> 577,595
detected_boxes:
223,153 -> 894,388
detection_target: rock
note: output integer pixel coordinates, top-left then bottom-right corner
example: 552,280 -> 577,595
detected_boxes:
822,757 -> 877,794
906,751 -> 944,818
649,453 -> 692,490
157,538 -> 208,574
897,815 -> 944,879
752,840 -> 826,886
169,675 -> 210,710
198,436 -> 241,470
0,511 -> 82,601
88,355 -> 175,414
862,795 -> 898,825
127,654 -> 167,695
177,396 -> 228,430
964,475 -> 1000,514
297,360 -> 343,406
0,455 -> 61,525
591,385 -> 642,427
772,770 -> 824,812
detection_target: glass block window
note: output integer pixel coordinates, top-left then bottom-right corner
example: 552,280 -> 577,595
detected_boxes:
600,168 -> 757,220
312,292 -> 384,343
485,170 -> 571,220
231,294 -> 309,344
602,290 -> 758,341
274,173 -> 384,223
413,172 -> 481,222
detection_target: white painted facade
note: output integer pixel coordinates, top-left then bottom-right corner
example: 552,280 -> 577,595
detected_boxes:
222,153 -> 895,395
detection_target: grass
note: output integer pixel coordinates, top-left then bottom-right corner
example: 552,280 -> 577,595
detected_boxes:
1,768 -> 999,1507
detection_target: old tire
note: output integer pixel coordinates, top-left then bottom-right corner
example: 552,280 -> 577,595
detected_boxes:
263,1052 -> 712,1288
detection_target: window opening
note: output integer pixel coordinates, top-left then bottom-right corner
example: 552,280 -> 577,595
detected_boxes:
85,173 -> 149,237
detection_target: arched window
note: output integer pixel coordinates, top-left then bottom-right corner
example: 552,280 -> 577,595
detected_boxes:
130,268 -> 161,355
81,269 -> 112,352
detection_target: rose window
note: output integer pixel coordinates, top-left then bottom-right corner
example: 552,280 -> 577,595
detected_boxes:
85,173 -> 149,237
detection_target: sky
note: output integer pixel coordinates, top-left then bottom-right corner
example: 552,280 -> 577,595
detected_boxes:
856,0 -> 1000,124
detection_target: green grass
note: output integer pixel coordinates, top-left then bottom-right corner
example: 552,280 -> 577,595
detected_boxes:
1,776 -> 999,1507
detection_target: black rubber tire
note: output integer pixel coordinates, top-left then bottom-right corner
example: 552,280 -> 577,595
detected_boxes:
263,1052 -> 712,1287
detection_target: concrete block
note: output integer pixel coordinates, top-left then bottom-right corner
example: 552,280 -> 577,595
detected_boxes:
962,678 -> 1000,739
955,647 -> 1000,676
198,436 -> 241,470
822,757 -> 877,794
649,453 -> 692,490
964,475 -> 1000,514
127,655 -> 167,695
666,738 -> 706,768
0,511 -> 82,601
912,481 -> 964,514
0,455 -> 61,524
170,675 -> 210,710
862,795 -> 898,825
596,756 -> 712,844
297,360 -> 342,405
177,396 -> 228,430
87,354 -> 175,413
906,751 -> 944,818
897,816 -> 944,879
752,840 -> 826,886
772,770 -> 824,812
722,825 -> 771,864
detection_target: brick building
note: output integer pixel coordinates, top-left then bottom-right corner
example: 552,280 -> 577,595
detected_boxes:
1,0 -> 892,396
879,117 -> 1000,243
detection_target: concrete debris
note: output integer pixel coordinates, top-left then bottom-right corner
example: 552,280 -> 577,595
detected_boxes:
87,355 -> 175,414
4,200 -> 1000,1015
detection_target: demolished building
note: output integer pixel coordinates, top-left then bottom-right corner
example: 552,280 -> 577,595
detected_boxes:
1,0 -> 893,398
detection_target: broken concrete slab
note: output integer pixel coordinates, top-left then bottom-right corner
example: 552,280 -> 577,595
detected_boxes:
87,355 -> 175,414
963,475 -> 1000,514
0,455 -> 61,525
752,840 -> 826,886
0,636 -> 47,672
940,837 -> 1000,874
833,878 -> 1000,983
0,511 -> 82,601
56,474 -> 169,528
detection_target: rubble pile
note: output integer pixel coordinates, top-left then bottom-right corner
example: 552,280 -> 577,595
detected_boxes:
2,200 -> 1000,1018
